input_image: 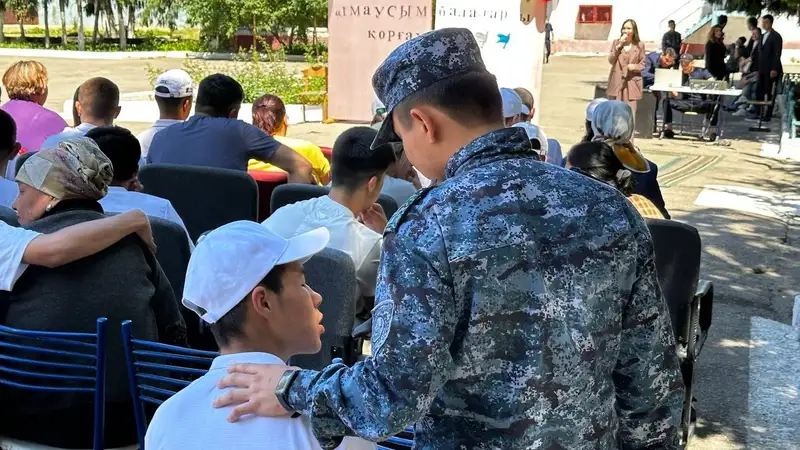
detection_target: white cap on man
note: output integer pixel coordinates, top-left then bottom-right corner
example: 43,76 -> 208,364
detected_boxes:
500,87 -> 531,118
154,69 -> 194,98
513,122 -> 549,154
182,221 -> 330,324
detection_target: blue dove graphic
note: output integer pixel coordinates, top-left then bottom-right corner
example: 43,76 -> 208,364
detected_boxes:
497,33 -> 511,49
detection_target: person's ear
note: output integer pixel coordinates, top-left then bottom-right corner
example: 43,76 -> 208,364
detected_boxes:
249,285 -> 276,322
75,101 -> 83,117
9,142 -> 21,160
367,175 -> 378,193
409,107 -> 437,144
114,106 -> 122,119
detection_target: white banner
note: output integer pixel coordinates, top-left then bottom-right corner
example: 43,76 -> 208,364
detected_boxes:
435,0 -> 548,124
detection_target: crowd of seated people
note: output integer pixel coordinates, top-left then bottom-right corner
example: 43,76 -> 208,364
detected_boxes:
2,137 -> 186,448
0,51 -> 686,449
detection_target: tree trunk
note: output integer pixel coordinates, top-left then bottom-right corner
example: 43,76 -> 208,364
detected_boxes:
76,0 -> 85,51
18,18 -> 25,40
0,8 -> 5,43
44,1 -> 51,48
92,0 -> 100,45
105,1 -> 118,39
117,0 -> 126,50
59,0 -> 67,44
127,2 -> 134,37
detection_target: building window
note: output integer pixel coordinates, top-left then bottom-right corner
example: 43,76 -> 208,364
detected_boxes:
577,5 -> 612,24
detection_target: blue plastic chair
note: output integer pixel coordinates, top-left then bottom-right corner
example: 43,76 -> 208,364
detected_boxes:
0,318 -> 108,450
121,320 -> 218,449
378,427 -> 415,449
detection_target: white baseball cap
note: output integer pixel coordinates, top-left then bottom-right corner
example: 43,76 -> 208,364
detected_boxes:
513,122 -> 549,154
500,88 -> 531,118
182,221 -> 330,324
154,69 -> 194,98
586,98 -> 608,122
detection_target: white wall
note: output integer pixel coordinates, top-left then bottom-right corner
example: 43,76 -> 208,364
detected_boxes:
549,0 -> 707,42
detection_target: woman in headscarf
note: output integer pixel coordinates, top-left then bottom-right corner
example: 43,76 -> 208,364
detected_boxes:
589,100 -> 670,218
4,138 -> 186,449
566,141 -> 665,219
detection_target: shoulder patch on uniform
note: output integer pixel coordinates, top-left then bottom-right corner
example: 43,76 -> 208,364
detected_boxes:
385,186 -> 435,234
370,300 -> 395,356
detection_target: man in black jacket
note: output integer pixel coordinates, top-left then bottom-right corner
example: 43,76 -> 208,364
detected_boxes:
751,14 -> 783,121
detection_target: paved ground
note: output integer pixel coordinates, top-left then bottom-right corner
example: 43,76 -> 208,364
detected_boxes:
2,55 -> 797,449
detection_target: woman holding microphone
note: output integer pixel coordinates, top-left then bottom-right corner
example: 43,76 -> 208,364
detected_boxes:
607,19 -> 645,125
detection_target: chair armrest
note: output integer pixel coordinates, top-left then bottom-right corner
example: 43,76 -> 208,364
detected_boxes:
695,280 -> 712,299
352,318 -> 372,339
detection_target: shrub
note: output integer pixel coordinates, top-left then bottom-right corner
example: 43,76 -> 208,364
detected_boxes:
145,48 -> 327,105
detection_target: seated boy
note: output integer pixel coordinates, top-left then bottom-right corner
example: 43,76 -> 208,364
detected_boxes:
145,221 -> 374,450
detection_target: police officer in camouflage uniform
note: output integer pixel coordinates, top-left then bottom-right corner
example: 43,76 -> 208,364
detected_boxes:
214,27 -> 685,450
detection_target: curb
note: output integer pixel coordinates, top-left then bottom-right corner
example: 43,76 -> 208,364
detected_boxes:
0,48 -> 307,62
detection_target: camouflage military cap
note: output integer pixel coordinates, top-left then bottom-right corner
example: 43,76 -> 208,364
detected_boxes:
370,27 -> 487,150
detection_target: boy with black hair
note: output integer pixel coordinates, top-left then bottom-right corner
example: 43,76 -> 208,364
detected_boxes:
146,73 -> 314,183
145,221 -> 373,449
265,126 -> 395,317
87,126 -> 193,248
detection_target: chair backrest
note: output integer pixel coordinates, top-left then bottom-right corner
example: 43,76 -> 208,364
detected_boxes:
646,219 -> 702,342
0,206 -> 18,226
146,216 -> 216,350
0,318 -> 108,450
121,320 -> 218,449
14,152 -> 35,176
139,164 -> 259,242
249,170 -> 288,222
270,184 -> 399,219
289,247 -> 359,370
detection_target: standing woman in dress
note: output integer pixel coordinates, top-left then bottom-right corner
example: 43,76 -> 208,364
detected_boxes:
607,19 -> 645,126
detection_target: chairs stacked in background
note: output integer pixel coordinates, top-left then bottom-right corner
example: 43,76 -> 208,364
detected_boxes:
0,318 -> 109,450
646,218 -> 713,445
270,184 -> 399,219
138,164 -> 259,242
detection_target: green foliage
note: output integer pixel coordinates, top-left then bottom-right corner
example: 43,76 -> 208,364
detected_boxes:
145,49 -> 327,105
707,0 -> 800,17
0,37 -> 203,51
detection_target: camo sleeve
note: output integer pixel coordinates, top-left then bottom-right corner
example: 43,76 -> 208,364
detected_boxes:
614,215 -> 685,450
286,202 -> 457,448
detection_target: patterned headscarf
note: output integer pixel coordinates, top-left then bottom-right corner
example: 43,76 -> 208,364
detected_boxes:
16,137 -> 113,201
590,100 -> 650,173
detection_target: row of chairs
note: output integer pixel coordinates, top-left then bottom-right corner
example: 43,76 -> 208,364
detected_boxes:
0,216 -> 711,447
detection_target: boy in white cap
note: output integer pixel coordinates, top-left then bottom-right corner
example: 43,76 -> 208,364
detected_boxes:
499,87 -> 530,126
136,69 -> 194,162
144,221 -> 374,450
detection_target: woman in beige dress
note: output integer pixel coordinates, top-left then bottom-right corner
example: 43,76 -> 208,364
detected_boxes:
607,19 -> 645,121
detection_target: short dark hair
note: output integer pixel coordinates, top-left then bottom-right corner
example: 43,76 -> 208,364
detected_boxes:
331,127 -> 395,192
196,74 -> 244,117
717,15 -> 728,25
155,96 -> 187,117
210,264 -> 286,347
668,20 -> 675,26
72,86 -> 81,127
738,36 -> 747,45
394,70 -> 503,130
567,141 -> 636,196
0,110 -> 17,158
747,17 -> 758,28
85,126 -> 140,182
762,14 -> 774,23
78,77 -> 120,121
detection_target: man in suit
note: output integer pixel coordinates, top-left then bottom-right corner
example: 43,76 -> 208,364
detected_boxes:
750,14 -> 782,121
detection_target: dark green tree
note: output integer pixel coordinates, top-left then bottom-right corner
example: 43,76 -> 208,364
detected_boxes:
707,0 -> 800,17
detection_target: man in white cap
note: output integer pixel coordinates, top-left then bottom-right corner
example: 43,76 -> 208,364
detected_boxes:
136,69 -> 194,163
500,87 -> 530,127
144,220 -> 373,450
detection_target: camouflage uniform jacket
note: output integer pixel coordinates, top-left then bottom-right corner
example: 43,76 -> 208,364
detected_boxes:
287,127 -> 685,450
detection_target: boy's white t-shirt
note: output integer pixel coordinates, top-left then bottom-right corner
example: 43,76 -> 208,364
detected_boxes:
145,352 -> 375,450
0,221 -> 38,291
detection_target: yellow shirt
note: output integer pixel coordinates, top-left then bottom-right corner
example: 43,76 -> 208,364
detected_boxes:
248,136 -> 331,185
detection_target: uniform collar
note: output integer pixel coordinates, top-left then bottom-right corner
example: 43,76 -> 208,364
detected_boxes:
444,127 -> 535,180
